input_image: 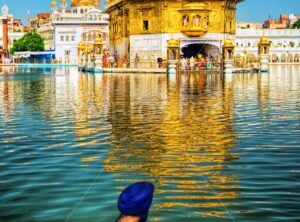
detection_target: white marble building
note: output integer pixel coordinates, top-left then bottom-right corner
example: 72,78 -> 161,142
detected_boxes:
50,0 -> 109,64
235,29 -> 300,63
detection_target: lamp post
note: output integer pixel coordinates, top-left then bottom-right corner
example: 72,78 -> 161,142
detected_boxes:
223,38 -> 235,74
167,39 -> 180,74
258,36 -> 270,72
93,35 -> 104,72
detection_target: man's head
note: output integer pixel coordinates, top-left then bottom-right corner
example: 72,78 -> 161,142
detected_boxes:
116,182 -> 154,222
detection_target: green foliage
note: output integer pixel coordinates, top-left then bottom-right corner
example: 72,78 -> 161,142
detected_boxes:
292,19 -> 300,29
289,42 -> 295,47
10,32 -> 45,55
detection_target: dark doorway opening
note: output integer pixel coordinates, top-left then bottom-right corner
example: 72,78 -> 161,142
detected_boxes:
182,44 -> 207,58
181,43 -> 220,60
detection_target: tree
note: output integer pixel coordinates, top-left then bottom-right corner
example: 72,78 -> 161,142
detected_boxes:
10,32 -> 45,55
292,19 -> 300,29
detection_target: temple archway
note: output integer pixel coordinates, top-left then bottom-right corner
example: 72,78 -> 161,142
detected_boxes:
181,43 -> 220,62
234,54 -> 242,67
281,54 -> 287,63
287,54 -> 293,63
294,54 -> 299,63
272,54 -> 279,63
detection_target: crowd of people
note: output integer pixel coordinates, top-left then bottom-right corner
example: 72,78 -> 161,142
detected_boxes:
177,55 -> 221,71
101,51 -> 165,69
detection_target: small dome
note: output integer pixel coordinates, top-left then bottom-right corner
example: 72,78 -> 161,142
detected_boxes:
168,39 -> 179,48
260,36 -> 270,44
78,41 -> 86,50
94,36 -> 103,45
224,38 -> 234,47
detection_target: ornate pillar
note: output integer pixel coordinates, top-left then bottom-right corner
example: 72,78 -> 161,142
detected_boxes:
258,36 -> 271,72
77,41 -> 85,68
93,36 -> 104,72
222,38 -> 235,75
167,39 -> 180,74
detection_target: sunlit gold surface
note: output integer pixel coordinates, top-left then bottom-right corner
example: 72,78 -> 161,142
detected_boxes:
105,0 -> 243,45
71,0 -> 99,7
100,73 -> 239,216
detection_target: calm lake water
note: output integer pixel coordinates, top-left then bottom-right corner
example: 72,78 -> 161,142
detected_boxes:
0,66 -> 300,222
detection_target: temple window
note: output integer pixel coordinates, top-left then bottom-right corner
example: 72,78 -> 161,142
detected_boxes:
203,16 -> 208,28
143,20 -> 149,30
60,36 -> 64,41
80,9 -> 84,14
71,36 -> 75,41
182,15 -> 189,27
193,15 -> 200,27
228,50 -> 232,60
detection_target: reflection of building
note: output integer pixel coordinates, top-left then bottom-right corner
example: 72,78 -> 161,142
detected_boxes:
103,73 -> 239,217
104,0 -> 244,67
235,29 -> 300,64
51,0 -> 109,64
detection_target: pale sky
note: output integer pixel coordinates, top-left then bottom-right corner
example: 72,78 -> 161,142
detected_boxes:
0,0 -> 299,25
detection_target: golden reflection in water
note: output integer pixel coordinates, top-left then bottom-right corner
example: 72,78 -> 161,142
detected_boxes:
103,73 -> 239,218
1,66 -> 299,218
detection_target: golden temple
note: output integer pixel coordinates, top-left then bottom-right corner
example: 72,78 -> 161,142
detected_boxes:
104,0 -> 244,66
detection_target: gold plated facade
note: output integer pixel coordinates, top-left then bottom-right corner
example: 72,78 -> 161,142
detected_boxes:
71,0 -> 100,7
105,0 -> 243,40
104,0 -> 244,65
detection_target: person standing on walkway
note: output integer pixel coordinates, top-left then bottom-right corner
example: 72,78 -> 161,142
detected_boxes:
134,53 -> 139,68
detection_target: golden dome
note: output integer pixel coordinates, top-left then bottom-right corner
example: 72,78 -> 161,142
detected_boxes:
167,39 -> 179,48
94,36 -> 103,45
71,0 -> 99,7
223,38 -> 234,48
51,0 -> 57,6
78,41 -> 86,51
259,36 -> 270,44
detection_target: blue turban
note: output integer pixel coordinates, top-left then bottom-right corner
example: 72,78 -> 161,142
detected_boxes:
118,182 -> 154,217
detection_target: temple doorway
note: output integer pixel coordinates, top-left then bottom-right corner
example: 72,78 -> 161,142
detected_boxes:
181,43 -> 220,62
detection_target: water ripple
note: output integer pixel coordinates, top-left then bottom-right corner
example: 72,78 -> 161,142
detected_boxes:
0,66 -> 300,221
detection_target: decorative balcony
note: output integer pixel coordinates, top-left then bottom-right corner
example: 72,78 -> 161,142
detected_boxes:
181,26 -> 207,37
179,2 -> 210,37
